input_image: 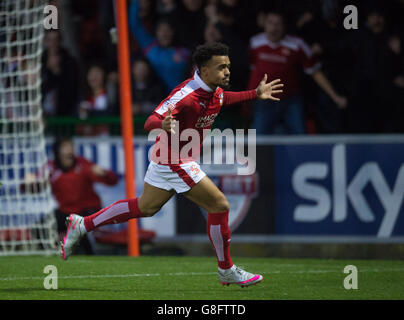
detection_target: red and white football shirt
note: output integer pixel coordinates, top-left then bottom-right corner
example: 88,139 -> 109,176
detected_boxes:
248,33 -> 321,98
145,71 -> 257,165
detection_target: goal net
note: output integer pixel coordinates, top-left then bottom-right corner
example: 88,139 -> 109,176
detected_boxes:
0,0 -> 58,255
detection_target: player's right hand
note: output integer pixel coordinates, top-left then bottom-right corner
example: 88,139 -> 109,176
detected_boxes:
162,107 -> 176,134
92,164 -> 106,177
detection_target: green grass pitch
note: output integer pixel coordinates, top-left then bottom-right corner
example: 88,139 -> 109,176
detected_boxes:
1,255 -> 403,300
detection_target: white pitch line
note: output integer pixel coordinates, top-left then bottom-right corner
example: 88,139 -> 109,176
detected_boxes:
1,268 -> 403,282
0,272 -> 216,281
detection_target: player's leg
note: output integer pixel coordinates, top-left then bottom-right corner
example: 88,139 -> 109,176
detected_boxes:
183,175 -> 230,213
61,182 -> 174,260
83,182 -> 175,231
183,176 -> 263,287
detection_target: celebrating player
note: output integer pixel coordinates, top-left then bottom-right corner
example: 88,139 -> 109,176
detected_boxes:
61,42 -> 283,287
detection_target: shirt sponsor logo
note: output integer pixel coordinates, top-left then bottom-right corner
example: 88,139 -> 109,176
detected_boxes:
195,113 -> 218,128
258,52 -> 287,63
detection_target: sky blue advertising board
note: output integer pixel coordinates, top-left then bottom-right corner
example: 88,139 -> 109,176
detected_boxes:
274,143 -> 404,237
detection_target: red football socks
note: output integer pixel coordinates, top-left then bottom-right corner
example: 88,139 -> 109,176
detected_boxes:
83,198 -> 143,232
84,200 -> 234,270
207,211 -> 234,269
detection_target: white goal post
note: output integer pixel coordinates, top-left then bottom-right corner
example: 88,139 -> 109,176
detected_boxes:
0,0 -> 58,255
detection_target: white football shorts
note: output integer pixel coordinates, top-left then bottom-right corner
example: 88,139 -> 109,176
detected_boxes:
144,161 -> 206,193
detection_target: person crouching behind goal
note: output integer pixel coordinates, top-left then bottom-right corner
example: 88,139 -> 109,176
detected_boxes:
61,42 -> 284,287
52,137 -> 119,254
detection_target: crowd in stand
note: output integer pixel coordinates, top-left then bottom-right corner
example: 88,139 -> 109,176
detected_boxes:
42,0 -> 404,134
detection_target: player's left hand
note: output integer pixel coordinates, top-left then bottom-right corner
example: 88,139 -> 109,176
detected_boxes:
256,74 -> 284,101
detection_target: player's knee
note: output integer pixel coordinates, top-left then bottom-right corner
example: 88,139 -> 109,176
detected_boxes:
211,197 -> 230,213
138,196 -> 162,217
138,200 -> 160,217
140,206 -> 159,217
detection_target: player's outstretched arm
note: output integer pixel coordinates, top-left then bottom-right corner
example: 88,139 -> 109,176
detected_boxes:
256,74 -> 284,101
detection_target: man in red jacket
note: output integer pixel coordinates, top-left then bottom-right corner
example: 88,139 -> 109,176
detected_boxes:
248,10 -> 347,134
61,43 -> 283,287
50,137 -> 118,254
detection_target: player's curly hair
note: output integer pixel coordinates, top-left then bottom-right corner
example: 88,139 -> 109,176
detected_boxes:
192,42 -> 229,70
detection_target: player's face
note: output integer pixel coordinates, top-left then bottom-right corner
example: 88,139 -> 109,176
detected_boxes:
202,55 -> 231,89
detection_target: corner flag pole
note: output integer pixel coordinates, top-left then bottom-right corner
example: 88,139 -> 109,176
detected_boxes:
115,0 -> 139,256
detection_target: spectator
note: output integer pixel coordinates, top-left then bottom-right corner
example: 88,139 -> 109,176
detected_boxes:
175,0 -> 207,49
49,137 -> 119,254
202,5 -> 250,129
296,1 -> 349,133
71,0 -> 107,64
98,0 -> 119,72
157,0 -> 177,16
159,0 -> 207,49
215,2 -> 249,92
37,0 -> 404,135
248,10 -> 346,134
338,5 -> 404,133
1,48 -> 41,122
41,30 -> 79,117
215,0 -> 261,43
129,0 -> 190,92
391,33 -> 404,132
78,64 -> 117,118
204,20 -> 222,45
131,58 -> 166,115
204,0 -> 218,23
